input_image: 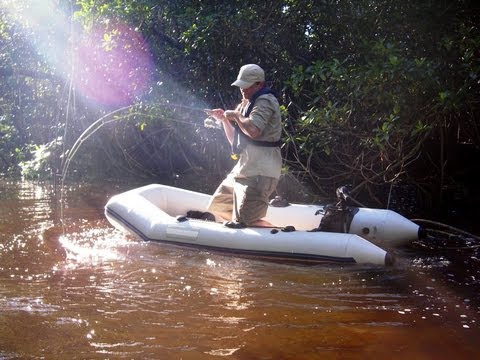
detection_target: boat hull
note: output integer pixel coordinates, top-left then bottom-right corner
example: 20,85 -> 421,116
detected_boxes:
104,184 -> 403,266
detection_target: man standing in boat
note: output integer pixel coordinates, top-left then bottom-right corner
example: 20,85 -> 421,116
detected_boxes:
205,64 -> 282,228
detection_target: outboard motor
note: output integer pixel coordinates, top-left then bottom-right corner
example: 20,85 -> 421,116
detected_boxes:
313,186 -> 358,233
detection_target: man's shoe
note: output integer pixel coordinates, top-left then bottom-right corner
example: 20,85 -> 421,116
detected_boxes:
224,221 -> 246,229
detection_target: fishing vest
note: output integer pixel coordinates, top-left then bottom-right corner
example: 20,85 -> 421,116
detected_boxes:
231,87 -> 283,160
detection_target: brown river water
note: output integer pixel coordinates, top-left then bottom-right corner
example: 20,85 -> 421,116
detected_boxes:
1,180 -> 479,359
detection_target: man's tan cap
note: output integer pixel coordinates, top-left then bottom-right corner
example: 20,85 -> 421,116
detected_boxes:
231,64 -> 265,89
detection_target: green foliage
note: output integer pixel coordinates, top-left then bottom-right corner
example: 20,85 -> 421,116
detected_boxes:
0,114 -> 21,175
0,0 -> 478,208
280,1 -> 479,200
19,139 -> 60,180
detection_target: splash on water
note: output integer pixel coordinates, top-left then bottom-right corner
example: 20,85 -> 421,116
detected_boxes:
57,227 -> 133,268
0,296 -> 60,313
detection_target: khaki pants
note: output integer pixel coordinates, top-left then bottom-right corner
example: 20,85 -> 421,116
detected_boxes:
207,173 -> 278,225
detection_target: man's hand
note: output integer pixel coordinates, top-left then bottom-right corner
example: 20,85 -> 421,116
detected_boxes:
225,110 -> 261,138
224,110 -> 240,123
204,109 -> 227,122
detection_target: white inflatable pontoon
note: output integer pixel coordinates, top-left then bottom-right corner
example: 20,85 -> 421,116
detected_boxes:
105,184 -> 422,266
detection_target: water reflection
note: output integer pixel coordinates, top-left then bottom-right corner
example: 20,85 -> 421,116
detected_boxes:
59,228 -> 130,267
0,295 -> 60,313
0,180 -> 479,359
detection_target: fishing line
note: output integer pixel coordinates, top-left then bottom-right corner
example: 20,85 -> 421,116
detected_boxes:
411,218 -> 480,251
60,105 -> 133,226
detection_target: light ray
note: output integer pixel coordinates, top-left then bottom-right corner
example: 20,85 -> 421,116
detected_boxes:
2,0 -> 154,106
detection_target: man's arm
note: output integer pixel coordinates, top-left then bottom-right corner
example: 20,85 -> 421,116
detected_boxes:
205,108 -> 235,145
224,110 -> 261,139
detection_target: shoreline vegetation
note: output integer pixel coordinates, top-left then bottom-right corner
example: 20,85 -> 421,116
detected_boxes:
0,1 -> 478,229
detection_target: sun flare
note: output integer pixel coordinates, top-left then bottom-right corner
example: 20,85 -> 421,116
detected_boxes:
1,0 -> 154,106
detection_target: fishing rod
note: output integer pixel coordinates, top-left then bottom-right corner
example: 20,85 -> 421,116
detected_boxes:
163,103 -> 208,112
155,103 -> 222,129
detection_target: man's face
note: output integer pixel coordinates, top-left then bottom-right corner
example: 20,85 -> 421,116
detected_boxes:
241,82 -> 262,100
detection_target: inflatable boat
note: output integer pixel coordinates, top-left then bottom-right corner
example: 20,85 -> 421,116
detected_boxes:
104,184 -> 422,266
